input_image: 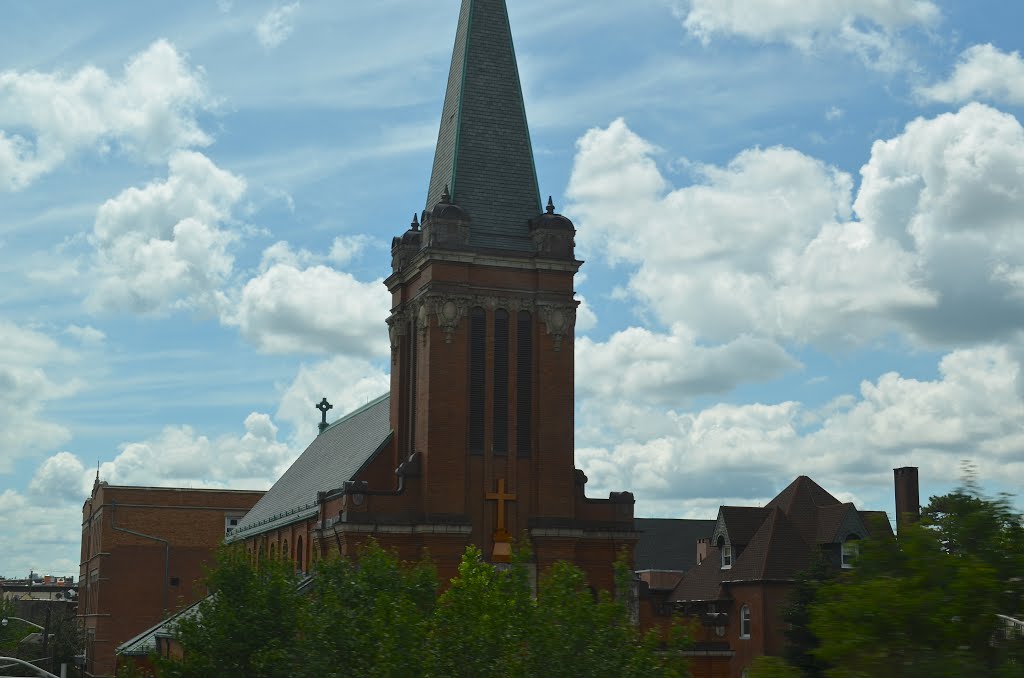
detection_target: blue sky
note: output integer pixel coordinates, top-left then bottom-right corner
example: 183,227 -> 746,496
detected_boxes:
2,0 -> 1024,576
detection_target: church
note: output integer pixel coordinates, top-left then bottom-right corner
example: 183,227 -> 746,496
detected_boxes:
226,0 -> 637,590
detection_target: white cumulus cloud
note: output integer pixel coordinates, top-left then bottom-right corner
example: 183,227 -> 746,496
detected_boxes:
98,411 -> 292,488
567,118 -> 932,347
577,345 -> 1024,518
0,323 -> 81,472
225,241 -> 389,356
87,151 -> 246,314
918,43 -> 1024,106
0,39 -> 212,191
677,0 -> 940,71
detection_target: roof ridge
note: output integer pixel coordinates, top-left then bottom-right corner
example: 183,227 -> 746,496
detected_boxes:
323,392 -> 389,433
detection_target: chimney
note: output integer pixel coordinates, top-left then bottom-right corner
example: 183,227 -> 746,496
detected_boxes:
696,538 -> 709,565
894,466 -> 920,534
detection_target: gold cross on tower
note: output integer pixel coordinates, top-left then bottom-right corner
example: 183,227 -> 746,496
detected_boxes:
485,478 -> 516,563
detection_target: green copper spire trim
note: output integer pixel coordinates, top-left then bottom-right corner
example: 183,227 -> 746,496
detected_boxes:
426,0 -> 542,251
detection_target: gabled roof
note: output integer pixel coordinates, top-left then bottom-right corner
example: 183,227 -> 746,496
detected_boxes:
669,546 -> 727,603
716,507 -> 771,546
229,394 -> 391,540
426,0 -> 541,251
635,518 -> 716,572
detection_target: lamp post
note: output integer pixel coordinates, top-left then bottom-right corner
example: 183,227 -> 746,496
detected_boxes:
3,615 -> 56,676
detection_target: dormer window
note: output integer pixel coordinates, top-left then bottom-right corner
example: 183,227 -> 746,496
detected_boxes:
841,535 -> 860,568
721,545 -> 733,570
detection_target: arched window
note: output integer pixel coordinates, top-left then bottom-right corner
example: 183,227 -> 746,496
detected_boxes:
842,534 -> 860,568
516,311 -> 532,457
468,307 -> 486,453
718,536 -> 732,570
283,539 -> 289,561
492,309 -> 509,454
740,604 -> 751,639
270,543 -> 277,559
296,536 -> 304,572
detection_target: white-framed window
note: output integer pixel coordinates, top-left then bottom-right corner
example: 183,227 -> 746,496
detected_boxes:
740,604 -> 751,639
721,545 -> 733,570
841,535 -> 860,568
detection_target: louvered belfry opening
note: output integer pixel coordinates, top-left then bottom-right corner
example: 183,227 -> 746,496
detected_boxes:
401,317 -> 413,456
469,306 -> 487,453
492,309 -> 510,454
516,310 -> 533,457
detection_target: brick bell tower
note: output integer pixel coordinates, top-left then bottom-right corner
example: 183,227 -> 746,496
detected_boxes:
366,0 -> 634,586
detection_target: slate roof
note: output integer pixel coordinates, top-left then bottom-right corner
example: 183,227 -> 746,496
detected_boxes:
426,0 -> 541,251
634,518 -> 716,571
117,597 -> 203,656
718,507 -> 771,546
670,545 -> 727,602
668,476 -> 888,603
228,394 -> 392,540
728,509 -> 811,581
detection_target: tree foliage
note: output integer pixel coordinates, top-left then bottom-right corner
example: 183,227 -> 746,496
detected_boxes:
157,541 -> 691,678
808,477 -> 1024,677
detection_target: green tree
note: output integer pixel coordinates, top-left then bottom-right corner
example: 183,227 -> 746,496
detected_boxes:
809,479 -> 1024,677
780,552 -> 835,677
159,543 -> 691,677
157,548 -> 304,678
426,546 -> 690,678
300,540 -> 437,678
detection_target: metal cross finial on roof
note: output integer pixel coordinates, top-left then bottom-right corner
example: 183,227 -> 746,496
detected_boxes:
316,397 -> 333,433
546,196 -> 555,214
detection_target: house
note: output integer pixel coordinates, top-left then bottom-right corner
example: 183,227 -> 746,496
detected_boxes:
665,472 -> 913,678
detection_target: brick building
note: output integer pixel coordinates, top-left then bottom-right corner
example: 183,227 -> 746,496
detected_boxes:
79,481 -> 263,677
663,474 -> 910,678
226,0 -> 638,589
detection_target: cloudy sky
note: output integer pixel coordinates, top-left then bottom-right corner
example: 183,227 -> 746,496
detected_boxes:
2,0 -> 1023,576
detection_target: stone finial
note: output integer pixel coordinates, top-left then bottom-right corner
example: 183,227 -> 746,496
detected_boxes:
441,185 -> 451,204
411,213 -> 420,231
546,196 -> 555,214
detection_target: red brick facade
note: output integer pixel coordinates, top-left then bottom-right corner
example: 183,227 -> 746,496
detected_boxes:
79,483 -> 263,677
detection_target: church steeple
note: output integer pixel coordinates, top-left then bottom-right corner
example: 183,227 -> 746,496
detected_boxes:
426,0 -> 542,251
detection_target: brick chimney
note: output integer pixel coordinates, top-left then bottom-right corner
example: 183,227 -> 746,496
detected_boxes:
696,537 -> 709,565
894,466 -> 920,534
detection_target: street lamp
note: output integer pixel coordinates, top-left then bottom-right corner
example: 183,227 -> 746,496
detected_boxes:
3,615 -> 57,675
2,616 -> 45,631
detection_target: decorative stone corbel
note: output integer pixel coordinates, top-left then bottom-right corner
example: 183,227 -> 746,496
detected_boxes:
416,303 -> 430,342
435,295 -> 468,343
538,303 -> 576,351
386,309 -> 408,361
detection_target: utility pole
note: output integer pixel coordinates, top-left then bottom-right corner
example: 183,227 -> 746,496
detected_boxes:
42,606 -> 51,673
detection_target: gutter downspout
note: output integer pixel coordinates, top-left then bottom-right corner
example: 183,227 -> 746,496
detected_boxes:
110,500 -> 170,615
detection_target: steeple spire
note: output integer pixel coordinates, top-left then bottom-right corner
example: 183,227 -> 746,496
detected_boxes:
426,0 -> 542,251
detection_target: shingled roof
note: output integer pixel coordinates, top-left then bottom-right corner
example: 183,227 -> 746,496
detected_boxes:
426,0 -> 541,251
228,394 -> 392,540
635,518 -> 716,572
668,476 -> 889,603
